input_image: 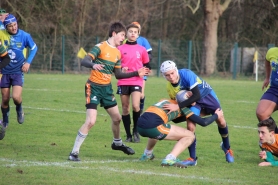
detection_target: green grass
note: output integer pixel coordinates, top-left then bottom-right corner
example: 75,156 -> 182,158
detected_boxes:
0,74 -> 277,185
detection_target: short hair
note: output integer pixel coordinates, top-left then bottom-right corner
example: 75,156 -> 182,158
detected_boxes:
108,22 -> 126,37
126,23 -> 140,32
257,118 -> 277,132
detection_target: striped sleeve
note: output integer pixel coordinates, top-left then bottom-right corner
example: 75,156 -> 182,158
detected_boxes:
0,44 -> 7,57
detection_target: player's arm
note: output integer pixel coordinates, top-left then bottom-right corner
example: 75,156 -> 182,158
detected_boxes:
266,151 -> 278,166
188,114 -> 218,127
0,44 -> 10,69
81,55 -> 95,68
178,86 -> 201,109
114,67 -> 149,79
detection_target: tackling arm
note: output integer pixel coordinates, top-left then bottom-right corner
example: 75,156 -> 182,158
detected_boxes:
178,86 -> 201,108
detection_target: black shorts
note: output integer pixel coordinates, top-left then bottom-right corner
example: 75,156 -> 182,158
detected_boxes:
116,85 -> 142,95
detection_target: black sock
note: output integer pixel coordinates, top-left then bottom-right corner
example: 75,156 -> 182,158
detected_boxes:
122,114 -> 131,137
1,106 -> 10,124
132,111 -> 141,133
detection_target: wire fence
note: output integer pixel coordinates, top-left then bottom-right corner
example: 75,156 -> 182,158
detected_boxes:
29,35 -> 273,79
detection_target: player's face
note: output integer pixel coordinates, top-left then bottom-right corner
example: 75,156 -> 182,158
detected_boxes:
164,69 -> 179,84
114,31 -> 126,47
127,27 -> 139,42
6,22 -> 18,34
258,126 -> 273,144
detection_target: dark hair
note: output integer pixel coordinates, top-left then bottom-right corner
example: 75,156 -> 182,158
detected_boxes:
257,118 -> 277,132
108,22 -> 126,37
126,23 -> 140,31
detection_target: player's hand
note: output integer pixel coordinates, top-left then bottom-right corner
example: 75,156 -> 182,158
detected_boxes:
258,161 -> 271,166
21,62 -> 30,73
262,79 -> 270,90
259,150 -> 267,159
214,108 -> 223,119
93,64 -> 104,70
137,67 -> 150,78
163,103 -> 179,114
122,67 -> 128,73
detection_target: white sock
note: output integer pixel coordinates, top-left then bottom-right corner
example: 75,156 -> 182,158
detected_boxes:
165,154 -> 176,160
113,138 -> 123,146
144,149 -> 153,156
71,130 -> 87,154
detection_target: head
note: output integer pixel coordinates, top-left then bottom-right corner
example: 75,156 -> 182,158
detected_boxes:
108,22 -> 126,47
257,118 -> 277,144
160,60 -> 179,83
131,22 -> 141,34
4,14 -> 18,34
126,23 -> 140,42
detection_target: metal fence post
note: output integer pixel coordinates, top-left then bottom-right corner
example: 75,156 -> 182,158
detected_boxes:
188,40 -> 192,70
62,35 -> 65,74
157,39 -> 161,77
233,42 -> 238,80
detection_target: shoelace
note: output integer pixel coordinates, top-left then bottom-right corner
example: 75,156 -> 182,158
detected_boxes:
226,149 -> 234,156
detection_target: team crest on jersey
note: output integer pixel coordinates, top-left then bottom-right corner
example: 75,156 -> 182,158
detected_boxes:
136,51 -> 140,58
16,42 -> 22,48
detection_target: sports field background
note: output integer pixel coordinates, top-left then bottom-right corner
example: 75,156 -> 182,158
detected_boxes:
0,74 -> 277,185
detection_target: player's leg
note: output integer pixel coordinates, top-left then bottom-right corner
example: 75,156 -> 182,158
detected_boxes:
105,85 -> 134,155
256,87 -> 278,121
69,82 -> 99,161
117,86 -> 133,142
106,105 -> 135,155
208,90 -> 234,163
140,78 -> 146,114
130,87 -> 142,142
12,85 -> 24,124
164,124 -> 195,157
139,138 -> 157,161
181,106 -> 199,166
1,74 -> 11,128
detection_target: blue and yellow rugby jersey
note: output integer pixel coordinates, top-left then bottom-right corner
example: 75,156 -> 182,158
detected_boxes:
0,29 -> 37,74
266,47 -> 278,88
88,41 -> 121,85
167,69 -> 212,100
145,99 -> 193,123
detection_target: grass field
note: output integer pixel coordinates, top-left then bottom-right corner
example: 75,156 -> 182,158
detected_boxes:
0,74 -> 278,185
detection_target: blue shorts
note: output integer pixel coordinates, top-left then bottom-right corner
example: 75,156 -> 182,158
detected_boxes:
261,87 -> 278,103
0,74 -> 24,88
190,90 -> 221,115
143,76 -> 147,81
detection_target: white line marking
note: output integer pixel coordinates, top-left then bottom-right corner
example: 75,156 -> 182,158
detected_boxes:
0,158 -> 240,183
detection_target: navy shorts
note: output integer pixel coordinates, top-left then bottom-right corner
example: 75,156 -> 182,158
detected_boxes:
261,87 -> 278,103
190,90 -> 221,115
0,74 -> 24,88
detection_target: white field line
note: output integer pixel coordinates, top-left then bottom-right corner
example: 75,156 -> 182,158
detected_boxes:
10,106 -> 257,129
0,158 -> 240,183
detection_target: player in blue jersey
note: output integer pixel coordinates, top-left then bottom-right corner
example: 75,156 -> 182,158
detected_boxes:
256,47 -> 278,133
131,22 -> 152,114
0,14 -> 37,137
160,60 -> 234,166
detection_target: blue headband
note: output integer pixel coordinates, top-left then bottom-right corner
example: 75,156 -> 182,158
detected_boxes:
3,14 -> 17,28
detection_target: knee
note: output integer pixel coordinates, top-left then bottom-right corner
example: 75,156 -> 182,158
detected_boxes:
132,105 -> 140,112
112,114 -> 122,125
187,124 -> 196,132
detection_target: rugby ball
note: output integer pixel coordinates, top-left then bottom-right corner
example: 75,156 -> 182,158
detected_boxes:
176,90 -> 189,103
